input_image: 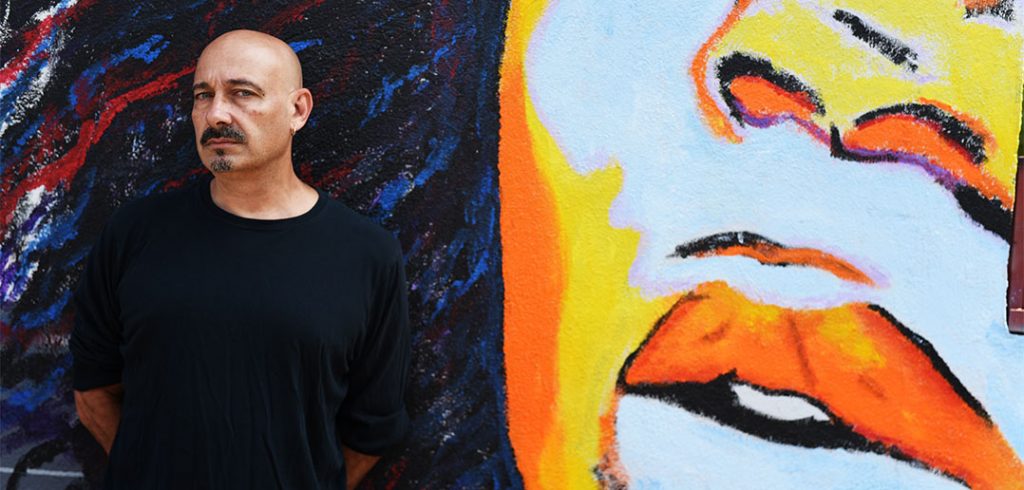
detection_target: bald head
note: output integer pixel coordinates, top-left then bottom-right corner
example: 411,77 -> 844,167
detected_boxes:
198,30 -> 303,90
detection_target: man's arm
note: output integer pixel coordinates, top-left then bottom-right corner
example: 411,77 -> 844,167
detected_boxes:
342,446 -> 381,490
74,383 -> 123,454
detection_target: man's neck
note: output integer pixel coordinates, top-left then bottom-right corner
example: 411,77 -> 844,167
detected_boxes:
208,163 -> 319,220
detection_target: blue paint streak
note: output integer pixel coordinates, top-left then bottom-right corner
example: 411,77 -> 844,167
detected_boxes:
363,63 -> 429,123
288,39 -> 323,53
4,115 -> 46,168
70,35 -> 168,106
5,365 -> 66,413
375,175 -> 413,215
3,173 -> 91,317
414,135 -> 460,187
0,58 -> 49,124
18,289 -> 71,328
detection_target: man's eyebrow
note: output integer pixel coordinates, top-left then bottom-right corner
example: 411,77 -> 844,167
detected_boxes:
225,79 -> 265,95
190,79 -> 266,94
832,10 -> 920,72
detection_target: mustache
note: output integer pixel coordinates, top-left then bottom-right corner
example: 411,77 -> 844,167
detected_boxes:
200,126 -> 246,145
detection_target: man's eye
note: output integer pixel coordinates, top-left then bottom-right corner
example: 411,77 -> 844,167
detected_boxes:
194,92 -> 211,100
235,90 -> 254,97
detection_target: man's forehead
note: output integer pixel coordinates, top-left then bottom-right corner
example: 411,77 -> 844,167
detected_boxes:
194,30 -> 301,88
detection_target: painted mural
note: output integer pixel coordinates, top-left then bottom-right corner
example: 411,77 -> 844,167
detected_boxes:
499,0 -> 1024,489
1,1 -> 517,488
5,0 -> 1024,488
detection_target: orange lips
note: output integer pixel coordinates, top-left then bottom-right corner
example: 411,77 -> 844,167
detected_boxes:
620,282 -> 1024,489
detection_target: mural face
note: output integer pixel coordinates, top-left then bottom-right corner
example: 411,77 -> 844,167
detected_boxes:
500,0 -> 1024,488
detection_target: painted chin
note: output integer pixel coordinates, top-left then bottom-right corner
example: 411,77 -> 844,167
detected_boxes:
602,283 -> 1022,488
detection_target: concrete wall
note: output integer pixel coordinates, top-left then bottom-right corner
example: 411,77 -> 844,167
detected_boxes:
1,1 -> 515,488
499,1 -> 1024,488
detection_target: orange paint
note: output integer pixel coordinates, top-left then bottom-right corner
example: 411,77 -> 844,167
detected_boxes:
728,76 -> 818,122
498,5 -> 565,488
843,114 -> 1012,207
624,282 -> 1024,489
696,243 -> 875,286
690,0 -> 754,143
919,97 -> 999,157
962,0 -> 1006,10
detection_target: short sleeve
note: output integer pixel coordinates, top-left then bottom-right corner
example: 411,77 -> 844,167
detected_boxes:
337,241 -> 411,455
70,216 -> 126,391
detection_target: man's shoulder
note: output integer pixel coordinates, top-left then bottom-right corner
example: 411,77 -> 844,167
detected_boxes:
320,196 -> 403,264
106,184 -> 194,230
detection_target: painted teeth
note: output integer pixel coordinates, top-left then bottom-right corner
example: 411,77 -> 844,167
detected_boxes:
731,383 -> 830,422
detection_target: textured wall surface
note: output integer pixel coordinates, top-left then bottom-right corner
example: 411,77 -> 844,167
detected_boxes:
1,1 -> 517,488
6,0 -> 1024,489
500,0 -> 1024,488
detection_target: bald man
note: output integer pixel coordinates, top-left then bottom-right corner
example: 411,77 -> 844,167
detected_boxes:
71,30 -> 411,489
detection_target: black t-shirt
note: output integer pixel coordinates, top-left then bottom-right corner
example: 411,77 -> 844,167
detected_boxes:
70,175 -> 411,489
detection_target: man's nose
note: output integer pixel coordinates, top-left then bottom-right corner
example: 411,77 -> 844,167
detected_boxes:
204,95 -> 233,128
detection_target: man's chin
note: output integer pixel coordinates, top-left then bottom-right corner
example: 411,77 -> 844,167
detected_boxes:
208,158 -> 233,173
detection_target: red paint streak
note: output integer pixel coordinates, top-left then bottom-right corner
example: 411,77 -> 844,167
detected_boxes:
161,167 -> 210,191
0,16 -> 55,86
203,0 -> 238,36
262,0 -> 327,33
1,67 -> 195,229
0,0 -> 96,86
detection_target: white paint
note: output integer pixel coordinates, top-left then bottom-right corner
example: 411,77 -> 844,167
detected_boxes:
31,0 -> 79,23
1,186 -> 48,305
0,34 -> 62,138
731,383 -> 830,422
0,466 -> 84,478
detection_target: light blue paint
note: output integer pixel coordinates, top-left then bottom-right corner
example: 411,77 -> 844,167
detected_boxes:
616,395 -> 960,489
528,0 -> 1024,484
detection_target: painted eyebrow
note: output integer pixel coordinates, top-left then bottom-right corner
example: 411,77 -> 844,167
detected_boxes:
715,52 -> 826,125
965,0 -> 1014,21
832,10 -> 920,72
853,103 -> 987,164
191,79 -> 266,95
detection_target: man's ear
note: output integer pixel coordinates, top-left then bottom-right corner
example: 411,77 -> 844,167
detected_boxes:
291,88 -> 313,132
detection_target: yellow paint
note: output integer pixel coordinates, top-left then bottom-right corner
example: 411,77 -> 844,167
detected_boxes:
818,309 -> 885,368
523,96 -> 678,488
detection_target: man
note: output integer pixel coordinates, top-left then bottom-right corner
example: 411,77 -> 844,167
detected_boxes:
500,0 -> 1023,488
71,30 -> 410,489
